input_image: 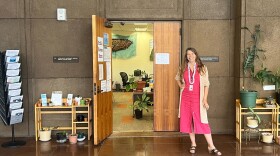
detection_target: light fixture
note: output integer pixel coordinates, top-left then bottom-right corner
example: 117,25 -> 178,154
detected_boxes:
134,23 -> 148,26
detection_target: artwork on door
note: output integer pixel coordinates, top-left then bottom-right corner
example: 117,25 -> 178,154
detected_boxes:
112,33 -> 137,59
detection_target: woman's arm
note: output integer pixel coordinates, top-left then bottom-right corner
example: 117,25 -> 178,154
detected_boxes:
176,80 -> 185,89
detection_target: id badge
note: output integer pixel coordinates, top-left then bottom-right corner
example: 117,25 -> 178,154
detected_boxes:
189,85 -> 193,91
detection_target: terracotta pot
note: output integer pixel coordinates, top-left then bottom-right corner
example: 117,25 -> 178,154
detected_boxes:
69,134 -> 77,144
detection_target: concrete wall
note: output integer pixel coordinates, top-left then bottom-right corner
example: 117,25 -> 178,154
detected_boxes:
1,0 -> 269,136
239,0 -> 280,98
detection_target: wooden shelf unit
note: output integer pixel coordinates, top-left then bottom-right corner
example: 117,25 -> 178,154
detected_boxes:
235,99 -> 278,144
34,99 -> 92,141
72,104 -> 92,140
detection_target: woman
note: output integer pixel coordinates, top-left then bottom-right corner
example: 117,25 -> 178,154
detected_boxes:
175,47 -> 222,155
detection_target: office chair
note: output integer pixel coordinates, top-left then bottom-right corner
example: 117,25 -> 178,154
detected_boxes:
120,72 -> 129,87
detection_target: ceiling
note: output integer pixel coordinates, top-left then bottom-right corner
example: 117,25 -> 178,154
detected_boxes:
112,22 -> 153,32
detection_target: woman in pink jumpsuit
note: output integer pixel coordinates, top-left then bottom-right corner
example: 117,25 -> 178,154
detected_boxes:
176,47 -> 222,155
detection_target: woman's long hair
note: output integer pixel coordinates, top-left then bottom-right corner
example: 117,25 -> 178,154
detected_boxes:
179,47 -> 205,79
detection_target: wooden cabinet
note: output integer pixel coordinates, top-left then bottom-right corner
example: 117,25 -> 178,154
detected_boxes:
34,99 -> 92,141
235,99 -> 278,143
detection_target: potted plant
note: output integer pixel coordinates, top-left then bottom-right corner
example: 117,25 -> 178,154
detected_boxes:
39,128 -> 52,141
132,91 -> 153,119
240,24 -> 266,108
68,134 -> 78,144
246,107 -> 261,128
125,75 -> 138,91
259,119 -> 273,143
255,68 -> 280,104
56,131 -> 67,143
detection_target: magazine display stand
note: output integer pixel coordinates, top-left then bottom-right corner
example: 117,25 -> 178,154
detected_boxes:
0,50 -> 25,147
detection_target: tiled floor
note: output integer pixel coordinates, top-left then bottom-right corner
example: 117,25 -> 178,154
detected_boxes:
1,133 -> 280,156
113,92 -> 153,132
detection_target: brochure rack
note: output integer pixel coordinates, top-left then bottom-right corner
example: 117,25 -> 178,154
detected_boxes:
0,50 -> 25,147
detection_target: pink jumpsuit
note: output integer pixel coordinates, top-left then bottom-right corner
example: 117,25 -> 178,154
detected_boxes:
180,67 -> 211,134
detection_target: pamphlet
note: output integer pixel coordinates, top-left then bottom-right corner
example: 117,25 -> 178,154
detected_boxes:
67,94 -> 73,106
41,94 -> 48,106
9,108 -> 24,125
51,91 -> 63,106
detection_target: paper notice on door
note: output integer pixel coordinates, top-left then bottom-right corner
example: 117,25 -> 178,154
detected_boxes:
106,80 -> 111,92
155,53 -> 169,64
106,62 -> 111,80
99,64 -> 104,80
101,80 -> 106,92
98,46 -> 104,62
103,47 -> 111,62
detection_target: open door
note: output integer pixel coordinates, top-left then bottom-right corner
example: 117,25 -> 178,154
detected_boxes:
153,22 -> 181,131
92,15 -> 113,145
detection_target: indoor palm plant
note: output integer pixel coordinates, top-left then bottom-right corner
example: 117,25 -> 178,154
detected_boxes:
240,24 -> 266,108
132,91 -> 153,119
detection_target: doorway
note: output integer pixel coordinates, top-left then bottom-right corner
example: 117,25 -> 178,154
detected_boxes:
111,21 -> 154,132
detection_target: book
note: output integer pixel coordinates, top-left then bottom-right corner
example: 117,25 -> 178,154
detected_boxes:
51,91 -> 62,106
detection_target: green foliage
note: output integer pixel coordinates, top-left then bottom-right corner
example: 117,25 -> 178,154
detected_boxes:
255,68 -> 280,92
248,107 -> 261,124
242,25 -> 266,77
125,75 -> 138,91
132,92 -> 153,112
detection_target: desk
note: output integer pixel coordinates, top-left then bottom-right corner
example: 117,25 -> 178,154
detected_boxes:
132,91 -> 153,117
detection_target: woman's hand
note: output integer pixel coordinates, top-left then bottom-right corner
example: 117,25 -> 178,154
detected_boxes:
179,83 -> 185,89
203,99 -> 209,110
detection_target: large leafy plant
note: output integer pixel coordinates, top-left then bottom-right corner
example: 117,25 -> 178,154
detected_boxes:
132,92 -> 153,112
242,25 -> 266,77
255,68 -> 280,93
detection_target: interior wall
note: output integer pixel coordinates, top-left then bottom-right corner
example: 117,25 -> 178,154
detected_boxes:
112,31 -> 153,87
0,0 -> 251,136
239,0 -> 280,98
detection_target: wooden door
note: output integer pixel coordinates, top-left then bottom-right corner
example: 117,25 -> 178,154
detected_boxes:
153,22 -> 181,131
92,15 -> 113,145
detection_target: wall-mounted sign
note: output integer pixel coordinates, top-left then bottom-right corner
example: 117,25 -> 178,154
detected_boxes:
200,56 -> 219,62
53,56 -> 79,63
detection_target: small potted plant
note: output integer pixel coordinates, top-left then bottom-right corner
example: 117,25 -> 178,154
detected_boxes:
247,107 -> 261,128
68,134 -> 78,144
259,119 -> 273,143
39,128 -> 52,141
56,131 -> 67,143
125,75 -> 138,92
132,91 -> 153,119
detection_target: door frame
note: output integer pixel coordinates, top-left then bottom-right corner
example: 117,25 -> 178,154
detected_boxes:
110,20 -> 182,132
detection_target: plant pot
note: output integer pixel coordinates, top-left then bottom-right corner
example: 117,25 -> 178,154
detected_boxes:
39,130 -> 52,141
262,132 -> 273,143
56,132 -> 67,143
240,90 -> 257,108
135,109 -> 143,119
246,116 -> 259,128
69,134 -> 78,144
136,81 -> 146,92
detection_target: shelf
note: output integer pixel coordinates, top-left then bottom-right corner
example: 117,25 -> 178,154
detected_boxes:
35,98 -> 92,141
73,121 -> 88,124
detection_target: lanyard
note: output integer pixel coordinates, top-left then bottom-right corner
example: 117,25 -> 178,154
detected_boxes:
188,63 -> 196,85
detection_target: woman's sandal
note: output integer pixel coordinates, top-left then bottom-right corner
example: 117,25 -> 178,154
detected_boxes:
189,146 -> 196,154
208,148 -> 222,155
